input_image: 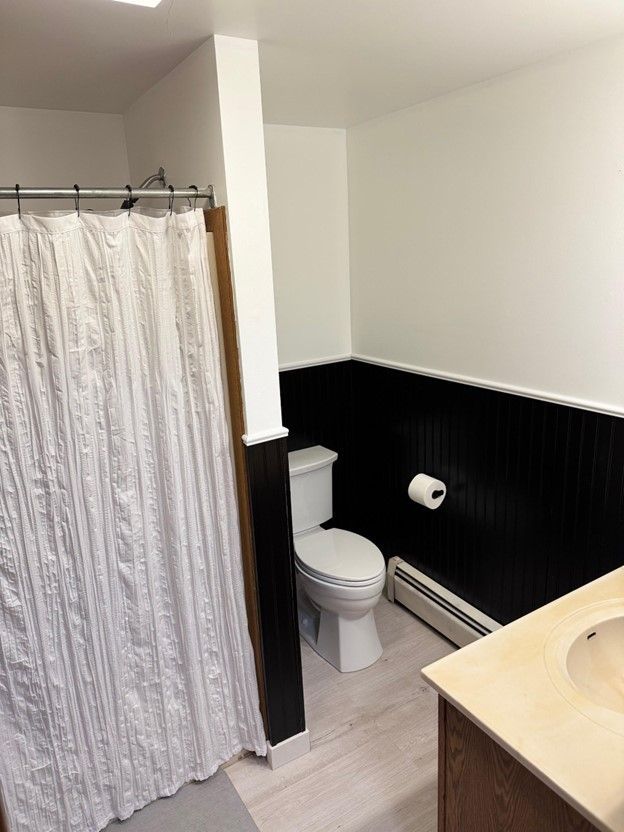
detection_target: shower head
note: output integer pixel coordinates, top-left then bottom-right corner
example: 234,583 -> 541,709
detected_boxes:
120,167 -> 167,209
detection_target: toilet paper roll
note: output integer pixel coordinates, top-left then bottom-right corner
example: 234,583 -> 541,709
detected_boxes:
408,473 -> 446,509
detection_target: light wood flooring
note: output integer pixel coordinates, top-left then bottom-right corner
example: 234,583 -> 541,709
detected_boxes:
226,596 -> 455,832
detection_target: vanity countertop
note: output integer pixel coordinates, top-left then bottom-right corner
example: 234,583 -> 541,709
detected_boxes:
422,567 -> 624,832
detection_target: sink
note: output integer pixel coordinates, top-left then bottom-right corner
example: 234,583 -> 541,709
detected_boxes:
545,599 -> 624,736
566,615 -> 624,714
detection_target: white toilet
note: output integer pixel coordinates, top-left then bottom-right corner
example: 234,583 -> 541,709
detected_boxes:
288,446 -> 385,672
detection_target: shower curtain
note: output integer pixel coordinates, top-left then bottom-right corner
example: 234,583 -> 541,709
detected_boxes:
0,208 -> 266,832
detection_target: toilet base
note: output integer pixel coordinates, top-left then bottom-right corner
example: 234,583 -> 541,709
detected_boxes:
298,588 -> 383,673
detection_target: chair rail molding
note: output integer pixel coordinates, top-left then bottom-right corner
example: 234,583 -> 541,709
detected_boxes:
242,426 -> 289,446
351,353 -> 624,419
279,354 -> 353,372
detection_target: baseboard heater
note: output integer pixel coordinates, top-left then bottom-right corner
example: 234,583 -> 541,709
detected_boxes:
387,557 -> 501,647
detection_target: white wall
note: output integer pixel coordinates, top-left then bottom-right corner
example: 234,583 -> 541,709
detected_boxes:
347,36 -> 624,415
124,41 -> 225,209
264,125 -> 351,369
0,106 -> 129,211
125,37 -> 284,443
211,36 -> 284,443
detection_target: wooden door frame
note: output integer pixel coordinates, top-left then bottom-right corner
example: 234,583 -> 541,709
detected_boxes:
204,207 -> 267,728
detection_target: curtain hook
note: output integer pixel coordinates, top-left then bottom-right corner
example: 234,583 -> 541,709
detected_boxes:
190,185 -> 198,212
74,184 -> 80,217
15,184 -> 21,220
125,185 -> 132,217
168,184 -> 175,216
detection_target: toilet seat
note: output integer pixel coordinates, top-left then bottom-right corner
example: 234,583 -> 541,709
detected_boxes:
294,527 -> 385,588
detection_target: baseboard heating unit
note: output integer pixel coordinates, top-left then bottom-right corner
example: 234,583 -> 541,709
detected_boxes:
387,557 -> 501,647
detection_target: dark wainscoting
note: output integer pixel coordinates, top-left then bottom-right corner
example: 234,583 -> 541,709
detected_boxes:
280,360 -> 624,625
278,360 -> 355,530
245,436 -> 306,745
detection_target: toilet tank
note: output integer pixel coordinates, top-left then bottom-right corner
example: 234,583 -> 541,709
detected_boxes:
288,446 -> 338,534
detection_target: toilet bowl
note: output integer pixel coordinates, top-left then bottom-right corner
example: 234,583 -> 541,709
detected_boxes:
295,527 -> 385,672
288,447 -> 385,672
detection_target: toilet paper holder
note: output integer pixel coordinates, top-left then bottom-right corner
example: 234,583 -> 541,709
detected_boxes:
408,473 -> 447,510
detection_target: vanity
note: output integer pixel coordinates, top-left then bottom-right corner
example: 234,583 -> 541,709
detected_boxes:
422,568 -> 624,832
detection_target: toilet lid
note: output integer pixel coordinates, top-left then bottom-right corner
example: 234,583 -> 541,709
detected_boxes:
294,528 -> 385,585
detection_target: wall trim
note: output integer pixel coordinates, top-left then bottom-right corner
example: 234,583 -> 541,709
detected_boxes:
279,354 -> 352,372
266,729 -> 311,770
351,353 -> 624,419
242,426 -> 289,446
203,207 -> 267,729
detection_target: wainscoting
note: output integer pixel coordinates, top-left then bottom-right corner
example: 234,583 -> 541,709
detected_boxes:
279,360 -> 624,624
245,437 -> 306,745
277,359 -> 354,527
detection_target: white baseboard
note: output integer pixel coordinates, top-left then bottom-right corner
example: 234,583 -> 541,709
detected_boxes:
266,729 -> 311,769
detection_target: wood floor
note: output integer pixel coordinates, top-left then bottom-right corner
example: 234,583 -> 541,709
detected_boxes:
226,596 -> 455,832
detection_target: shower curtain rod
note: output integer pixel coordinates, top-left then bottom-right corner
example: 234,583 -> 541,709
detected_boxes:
0,184 -> 215,206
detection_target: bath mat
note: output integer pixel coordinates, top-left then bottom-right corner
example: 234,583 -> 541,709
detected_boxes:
106,768 -> 260,832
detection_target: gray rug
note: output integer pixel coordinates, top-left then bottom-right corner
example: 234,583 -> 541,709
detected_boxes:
106,769 -> 259,832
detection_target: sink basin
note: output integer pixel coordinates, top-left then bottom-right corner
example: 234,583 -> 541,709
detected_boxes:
545,599 -> 624,736
566,615 -> 624,714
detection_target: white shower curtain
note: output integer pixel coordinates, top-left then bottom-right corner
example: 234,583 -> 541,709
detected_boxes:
0,208 -> 266,832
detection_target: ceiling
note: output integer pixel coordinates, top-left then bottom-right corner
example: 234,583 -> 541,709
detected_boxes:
2,0 -> 624,127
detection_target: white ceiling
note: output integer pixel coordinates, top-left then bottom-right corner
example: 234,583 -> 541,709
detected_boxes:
2,0 -> 624,127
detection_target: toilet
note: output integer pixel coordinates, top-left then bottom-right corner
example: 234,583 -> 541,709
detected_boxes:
288,446 -> 385,672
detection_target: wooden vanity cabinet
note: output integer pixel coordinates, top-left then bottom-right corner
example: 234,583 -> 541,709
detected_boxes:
437,697 -> 600,832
